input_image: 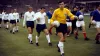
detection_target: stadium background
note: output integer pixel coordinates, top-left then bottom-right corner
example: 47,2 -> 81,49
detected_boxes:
0,0 -> 100,13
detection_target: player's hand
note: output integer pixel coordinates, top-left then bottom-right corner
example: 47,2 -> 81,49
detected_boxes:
51,22 -> 59,28
74,16 -> 78,19
37,18 -> 40,21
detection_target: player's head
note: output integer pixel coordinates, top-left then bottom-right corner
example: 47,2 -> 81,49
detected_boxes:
49,7 -> 53,11
28,6 -> 33,12
73,6 -> 79,11
14,9 -> 17,12
96,4 -> 100,10
40,7 -> 45,13
79,6 -> 85,12
58,1 -> 65,9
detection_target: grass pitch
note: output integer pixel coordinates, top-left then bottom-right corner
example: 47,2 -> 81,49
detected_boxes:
0,16 -> 100,56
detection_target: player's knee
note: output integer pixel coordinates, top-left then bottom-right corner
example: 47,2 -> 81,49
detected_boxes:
45,32 -> 49,35
61,38 -> 65,42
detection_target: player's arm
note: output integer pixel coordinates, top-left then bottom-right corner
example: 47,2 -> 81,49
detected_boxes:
18,13 -> 20,22
46,13 -> 49,19
15,14 -> 17,23
34,13 -> 40,22
90,11 -> 94,24
45,15 -> 48,23
2,14 -> 4,20
67,9 -> 77,20
46,12 -> 49,19
8,14 -> 10,21
90,16 -> 93,24
23,13 -> 26,27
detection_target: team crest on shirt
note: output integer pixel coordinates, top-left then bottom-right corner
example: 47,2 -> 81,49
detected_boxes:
64,13 -> 67,17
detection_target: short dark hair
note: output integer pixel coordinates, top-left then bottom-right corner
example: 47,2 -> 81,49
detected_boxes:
58,1 -> 64,4
79,6 -> 85,10
73,6 -> 79,9
41,7 -> 45,9
96,4 -> 100,8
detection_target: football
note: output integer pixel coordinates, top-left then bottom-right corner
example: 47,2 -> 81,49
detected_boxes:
79,15 -> 84,19
52,21 -> 60,27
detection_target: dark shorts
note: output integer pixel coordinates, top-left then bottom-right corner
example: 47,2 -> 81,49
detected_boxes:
0,18 -> 2,23
56,23 -> 67,35
36,24 -> 47,33
26,21 -> 34,28
10,20 -> 16,24
4,20 -> 9,23
72,19 -> 77,30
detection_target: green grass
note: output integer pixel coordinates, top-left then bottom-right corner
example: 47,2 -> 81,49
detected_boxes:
0,16 -> 100,56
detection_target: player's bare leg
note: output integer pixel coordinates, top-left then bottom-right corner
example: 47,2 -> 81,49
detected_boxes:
44,29 -> 52,46
27,27 -> 33,44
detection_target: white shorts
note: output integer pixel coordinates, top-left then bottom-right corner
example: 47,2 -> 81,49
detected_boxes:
96,22 -> 100,28
92,20 -> 96,24
48,19 -> 50,23
76,21 -> 85,27
66,22 -> 72,26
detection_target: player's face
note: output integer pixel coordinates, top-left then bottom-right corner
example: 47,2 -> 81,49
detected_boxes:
74,8 -> 78,11
59,2 -> 65,9
41,9 -> 45,13
50,8 -> 53,12
14,9 -> 17,12
29,8 -> 33,12
98,6 -> 100,10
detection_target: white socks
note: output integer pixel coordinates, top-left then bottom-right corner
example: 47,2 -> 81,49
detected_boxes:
7,24 -> 9,28
16,26 -> 19,30
58,41 -> 64,55
46,34 -> 51,43
14,26 -> 19,31
35,34 -> 51,43
13,27 -> 15,32
36,35 -> 39,43
28,34 -> 32,42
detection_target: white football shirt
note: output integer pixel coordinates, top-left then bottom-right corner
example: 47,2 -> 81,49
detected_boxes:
35,12 -> 46,24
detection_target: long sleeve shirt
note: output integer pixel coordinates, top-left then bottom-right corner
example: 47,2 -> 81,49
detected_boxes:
13,12 -> 20,22
50,8 -> 75,24
23,11 -> 35,26
35,12 -> 46,24
8,13 -> 15,21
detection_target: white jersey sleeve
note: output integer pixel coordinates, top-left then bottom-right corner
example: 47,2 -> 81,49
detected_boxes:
23,13 -> 27,27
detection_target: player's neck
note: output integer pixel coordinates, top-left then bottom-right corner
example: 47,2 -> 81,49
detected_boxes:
60,8 -> 64,10
29,11 -> 32,13
40,11 -> 44,13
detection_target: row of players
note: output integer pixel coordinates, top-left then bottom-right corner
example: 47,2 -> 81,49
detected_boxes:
0,1 -> 100,56
0,9 -> 19,34
23,2 -> 100,56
